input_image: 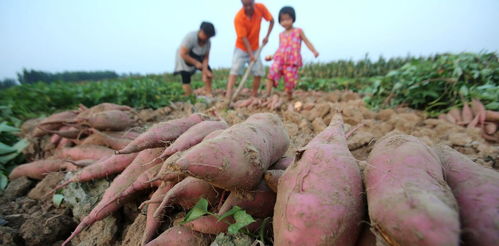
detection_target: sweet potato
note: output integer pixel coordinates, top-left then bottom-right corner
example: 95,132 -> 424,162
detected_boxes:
448,108 -> 462,123
467,114 -> 480,129
471,99 -> 486,126
9,159 -> 79,180
116,113 -> 207,154
484,122 -> 497,135
158,120 -> 228,159
32,110 -> 79,137
142,182 -> 176,245
218,181 -> 276,218
273,114 -> 364,246
77,110 -> 136,131
50,133 -> 62,145
364,133 -> 460,246
113,164 -> 162,202
203,129 -> 224,141
78,103 -> 132,119
175,113 -> 289,191
144,226 -> 209,246
446,113 -> 456,124
153,177 -> 221,218
62,148 -> 164,246
56,144 -> 114,161
51,153 -> 139,192
264,169 -> 284,193
270,156 -> 294,170
461,101 -> 473,124
80,129 -> 132,150
39,126 -> 82,139
184,215 -> 262,235
434,145 -> 499,246
152,152 -> 186,183
485,110 -> 499,122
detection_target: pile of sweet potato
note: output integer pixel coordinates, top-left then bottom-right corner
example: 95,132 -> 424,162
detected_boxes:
9,105 -> 499,246
439,99 -> 499,142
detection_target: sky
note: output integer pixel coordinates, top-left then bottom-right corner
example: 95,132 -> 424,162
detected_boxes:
1,0 -> 498,80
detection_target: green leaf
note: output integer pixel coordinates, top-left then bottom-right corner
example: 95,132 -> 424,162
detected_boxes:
0,152 -> 19,164
53,194 -> 64,207
218,206 -> 242,222
12,139 -> 29,152
182,198 -> 209,223
227,210 -> 256,235
0,123 -> 19,133
0,173 -> 8,190
485,102 -> 499,111
0,142 -> 16,155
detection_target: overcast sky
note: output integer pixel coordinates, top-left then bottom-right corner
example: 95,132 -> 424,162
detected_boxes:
1,0 -> 498,79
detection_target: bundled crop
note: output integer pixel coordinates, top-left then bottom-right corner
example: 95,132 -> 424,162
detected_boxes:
439,98 -> 498,141
273,114 -> 364,246
434,145 -> 499,246
364,133 -> 460,245
174,113 -> 290,191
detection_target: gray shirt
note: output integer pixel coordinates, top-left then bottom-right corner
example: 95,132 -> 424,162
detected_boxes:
174,31 -> 211,73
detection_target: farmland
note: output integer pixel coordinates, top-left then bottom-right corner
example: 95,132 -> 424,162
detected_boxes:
0,52 -> 498,246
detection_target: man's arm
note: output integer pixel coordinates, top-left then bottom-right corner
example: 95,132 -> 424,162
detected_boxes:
242,37 -> 255,62
262,18 -> 274,45
180,46 -> 203,69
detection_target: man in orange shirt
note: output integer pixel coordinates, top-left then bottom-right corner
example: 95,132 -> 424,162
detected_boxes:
225,0 -> 274,100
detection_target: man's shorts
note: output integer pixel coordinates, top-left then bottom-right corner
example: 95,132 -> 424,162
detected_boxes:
229,48 -> 265,77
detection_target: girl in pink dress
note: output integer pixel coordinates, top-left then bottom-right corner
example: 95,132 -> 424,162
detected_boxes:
265,6 -> 319,100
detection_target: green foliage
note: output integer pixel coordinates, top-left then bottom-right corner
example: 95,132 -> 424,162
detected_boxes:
0,121 -> 28,190
17,69 -> 118,84
0,76 -> 193,120
52,194 -> 65,208
183,198 -> 257,235
365,52 -> 499,115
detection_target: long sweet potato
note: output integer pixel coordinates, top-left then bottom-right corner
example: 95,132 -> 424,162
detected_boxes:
175,113 -> 289,191
184,215 -> 262,235
158,120 -> 228,159
142,182 -> 176,245
434,145 -> 499,246
77,103 -> 132,119
77,110 -> 136,131
62,148 -> 164,246
32,110 -> 79,137
39,126 -> 83,139
116,113 -> 207,154
218,181 -> 276,218
52,152 -> 139,192
461,101 -> 473,124
56,144 -> 114,161
144,226 -> 209,246
9,159 -> 79,180
153,177 -> 221,218
80,129 -> 132,150
364,133 -> 460,246
273,114 -> 364,246
471,99 -> 486,127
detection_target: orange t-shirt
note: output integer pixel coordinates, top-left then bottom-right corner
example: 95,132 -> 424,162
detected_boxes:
234,3 -> 273,51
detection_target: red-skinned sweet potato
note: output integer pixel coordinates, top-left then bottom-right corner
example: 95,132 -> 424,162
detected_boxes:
364,133 -> 460,246
9,159 -> 78,180
434,145 -> 499,246
144,226 -> 209,246
175,113 -> 289,191
273,114 -> 364,246
218,181 -> 276,218
116,113 -> 207,154
158,120 -> 228,159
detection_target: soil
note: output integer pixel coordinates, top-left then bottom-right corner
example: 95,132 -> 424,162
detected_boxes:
1,89 -> 497,245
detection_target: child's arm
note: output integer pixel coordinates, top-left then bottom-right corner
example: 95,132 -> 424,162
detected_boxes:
300,30 -> 319,57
